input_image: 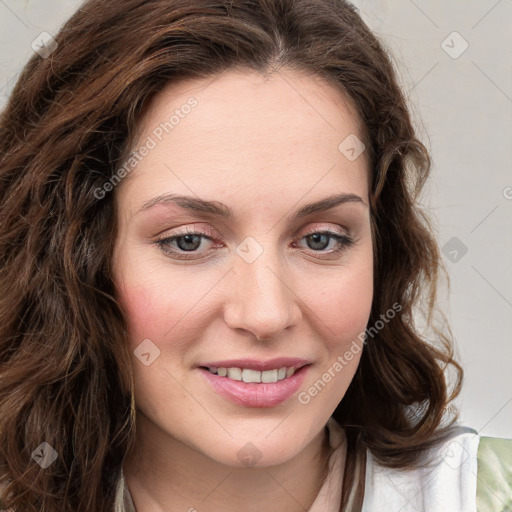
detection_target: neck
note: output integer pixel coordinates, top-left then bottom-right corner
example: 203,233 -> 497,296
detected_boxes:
123,414 -> 335,512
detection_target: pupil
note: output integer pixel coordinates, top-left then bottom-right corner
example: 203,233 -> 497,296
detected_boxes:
178,234 -> 201,251
308,233 -> 328,250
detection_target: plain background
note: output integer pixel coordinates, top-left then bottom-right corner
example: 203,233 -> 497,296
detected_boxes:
0,0 -> 510,437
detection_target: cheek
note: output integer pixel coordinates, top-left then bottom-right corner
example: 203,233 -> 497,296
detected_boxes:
309,253 -> 373,346
112,241 -> 185,344
114,266 -> 216,356
295,260 -> 372,421
115,273 -> 184,350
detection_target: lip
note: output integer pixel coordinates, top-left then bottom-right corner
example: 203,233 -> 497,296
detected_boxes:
196,357 -> 311,372
198,363 -> 311,408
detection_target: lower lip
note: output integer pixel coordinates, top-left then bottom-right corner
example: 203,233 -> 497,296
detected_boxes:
198,365 -> 311,408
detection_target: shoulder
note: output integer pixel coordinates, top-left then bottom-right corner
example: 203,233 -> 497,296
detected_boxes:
362,425 -> 512,512
476,435 -> 512,512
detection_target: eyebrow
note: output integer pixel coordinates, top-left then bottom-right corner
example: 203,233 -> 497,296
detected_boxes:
138,192 -> 367,220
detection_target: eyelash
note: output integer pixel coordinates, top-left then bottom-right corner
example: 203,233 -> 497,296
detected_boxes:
154,226 -> 354,261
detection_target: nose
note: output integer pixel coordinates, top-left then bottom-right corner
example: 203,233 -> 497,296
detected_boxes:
223,246 -> 302,341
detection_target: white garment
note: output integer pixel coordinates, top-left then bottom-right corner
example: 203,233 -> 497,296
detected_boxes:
362,428 -> 481,512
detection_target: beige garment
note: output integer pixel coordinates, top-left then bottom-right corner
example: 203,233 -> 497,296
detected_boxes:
114,417 -> 347,512
308,417 -> 347,511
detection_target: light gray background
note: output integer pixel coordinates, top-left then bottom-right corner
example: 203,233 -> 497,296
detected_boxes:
1,0 -> 510,437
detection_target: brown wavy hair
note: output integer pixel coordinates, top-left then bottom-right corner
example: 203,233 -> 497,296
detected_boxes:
0,0 -> 463,510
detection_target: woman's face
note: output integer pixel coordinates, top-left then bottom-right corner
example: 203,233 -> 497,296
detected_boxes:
112,69 -> 373,468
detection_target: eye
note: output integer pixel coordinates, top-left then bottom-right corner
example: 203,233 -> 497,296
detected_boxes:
154,227 -> 217,260
295,230 -> 354,255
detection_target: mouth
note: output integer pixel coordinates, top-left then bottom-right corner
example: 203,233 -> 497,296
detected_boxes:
197,358 -> 312,408
197,357 -> 311,382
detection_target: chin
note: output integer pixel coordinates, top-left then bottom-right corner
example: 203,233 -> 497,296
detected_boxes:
196,434 -> 305,469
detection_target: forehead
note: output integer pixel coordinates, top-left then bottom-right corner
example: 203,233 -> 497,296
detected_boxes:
116,68 -> 369,212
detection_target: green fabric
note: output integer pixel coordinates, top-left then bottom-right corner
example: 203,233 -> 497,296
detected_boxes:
477,436 -> 512,512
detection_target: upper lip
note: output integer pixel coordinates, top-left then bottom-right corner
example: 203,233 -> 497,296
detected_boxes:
197,357 -> 311,371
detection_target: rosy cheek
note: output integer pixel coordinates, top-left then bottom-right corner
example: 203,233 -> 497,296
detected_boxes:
116,281 -> 167,346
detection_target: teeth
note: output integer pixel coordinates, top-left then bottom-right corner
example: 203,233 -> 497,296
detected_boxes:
206,366 -> 298,382
261,369 -> 278,383
227,367 -> 242,381
242,369 -> 261,383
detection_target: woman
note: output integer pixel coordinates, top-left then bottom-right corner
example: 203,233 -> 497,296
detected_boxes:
0,1 -> 510,511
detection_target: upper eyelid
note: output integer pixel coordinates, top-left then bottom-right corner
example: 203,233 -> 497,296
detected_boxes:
157,226 -> 350,243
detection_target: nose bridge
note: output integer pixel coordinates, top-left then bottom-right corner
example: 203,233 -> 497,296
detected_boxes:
224,235 -> 300,339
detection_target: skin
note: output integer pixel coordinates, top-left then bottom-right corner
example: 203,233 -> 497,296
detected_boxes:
112,68 -> 374,512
